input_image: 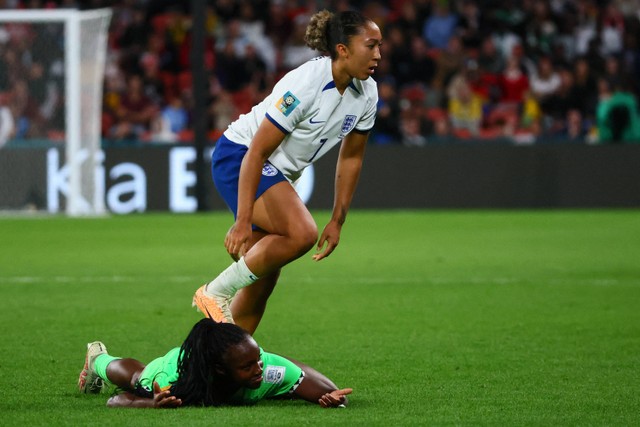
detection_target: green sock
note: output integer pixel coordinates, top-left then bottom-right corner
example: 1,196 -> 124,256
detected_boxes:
94,354 -> 121,386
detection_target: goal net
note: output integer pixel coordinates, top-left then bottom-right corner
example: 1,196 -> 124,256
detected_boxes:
0,8 -> 112,215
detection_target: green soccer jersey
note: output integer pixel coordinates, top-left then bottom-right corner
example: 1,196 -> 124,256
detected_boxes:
138,347 -> 303,405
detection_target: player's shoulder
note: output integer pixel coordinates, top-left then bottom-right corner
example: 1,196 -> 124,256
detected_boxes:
279,56 -> 331,90
296,55 -> 331,75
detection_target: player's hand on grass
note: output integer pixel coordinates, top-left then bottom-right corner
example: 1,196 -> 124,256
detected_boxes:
152,382 -> 182,408
313,221 -> 342,261
318,388 -> 352,408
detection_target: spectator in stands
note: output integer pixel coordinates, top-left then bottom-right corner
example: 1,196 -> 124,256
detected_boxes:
423,0 -> 458,50
372,77 -> 401,144
433,116 -> 453,140
139,50 -> 166,106
602,55 -> 629,95
414,34 -> 439,85
552,2 -> 579,63
9,79 -> 37,139
215,39 -> 250,93
529,55 -> 561,104
391,0 -> 428,40
584,38 -> 606,77
280,14 -> 317,71
523,1 -> 558,58
557,109 -> 587,142
237,1 -> 276,74
145,30 -> 178,76
209,89 -> 237,138
572,0 -> 598,58
572,56 -> 599,120
242,43 -> 270,98
0,92 -> 15,148
116,5 -> 149,57
621,21 -> 640,97
400,111 -> 428,147
482,54 -> 530,136
456,0 -> 482,50
520,91 -> 542,135
477,36 -> 505,76
101,68 -> 126,137
215,41 -> 268,116
596,77 -> 640,143
25,61 -> 58,137
396,35 -> 436,89
539,67 -> 581,134
600,2 -> 625,57
431,35 -> 466,106
152,95 -> 189,143
488,3 -> 524,60
447,72 -> 483,137
163,5 -> 190,58
110,74 -> 158,140
215,18 -> 251,62
0,47 -> 20,92
263,0 -> 293,49
9,0 -> 640,145
383,25 -> 411,86
462,58 -> 498,103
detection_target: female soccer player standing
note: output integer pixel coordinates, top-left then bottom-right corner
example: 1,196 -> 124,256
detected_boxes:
193,10 -> 382,333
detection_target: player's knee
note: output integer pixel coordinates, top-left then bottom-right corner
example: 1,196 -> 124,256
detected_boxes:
296,223 -> 318,253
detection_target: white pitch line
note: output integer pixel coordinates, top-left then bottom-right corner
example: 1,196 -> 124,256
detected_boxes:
0,276 -> 631,287
0,276 -> 202,284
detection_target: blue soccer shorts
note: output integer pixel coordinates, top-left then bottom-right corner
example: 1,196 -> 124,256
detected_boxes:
211,134 -> 287,217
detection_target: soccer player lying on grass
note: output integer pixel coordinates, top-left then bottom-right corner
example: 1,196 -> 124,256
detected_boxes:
78,318 -> 351,408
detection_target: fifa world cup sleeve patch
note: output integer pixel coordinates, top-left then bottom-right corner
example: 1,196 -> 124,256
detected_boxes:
276,91 -> 300,117
264,366 -> 286,384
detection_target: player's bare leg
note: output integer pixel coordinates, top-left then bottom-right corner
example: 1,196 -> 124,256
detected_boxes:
245,181 -> 318,276
231,269 -> 280,334
195,181 -> 316,329
225,228 -> 280,333
225,229 -> 281,334
229,183 -> 315,331
105,358 -> 146,391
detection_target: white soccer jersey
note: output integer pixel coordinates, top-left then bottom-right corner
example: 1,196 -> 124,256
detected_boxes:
223,56 -> 378,182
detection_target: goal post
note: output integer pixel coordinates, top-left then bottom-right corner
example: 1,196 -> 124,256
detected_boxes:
0,8 -> 112,215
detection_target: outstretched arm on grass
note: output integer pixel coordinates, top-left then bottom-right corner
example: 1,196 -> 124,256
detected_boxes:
107,382 -> 182,408
287,357 -> 352,408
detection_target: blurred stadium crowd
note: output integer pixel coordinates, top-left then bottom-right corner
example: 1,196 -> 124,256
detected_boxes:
1,0 -> 640,147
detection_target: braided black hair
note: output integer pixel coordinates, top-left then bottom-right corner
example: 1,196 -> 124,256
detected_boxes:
169,319 -> 250,406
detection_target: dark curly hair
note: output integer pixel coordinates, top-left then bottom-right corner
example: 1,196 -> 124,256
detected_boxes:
169,319 -> 250,406
304,10 -> 373,59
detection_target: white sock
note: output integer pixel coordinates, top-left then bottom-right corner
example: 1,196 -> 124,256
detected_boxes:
204,257 -> 259,298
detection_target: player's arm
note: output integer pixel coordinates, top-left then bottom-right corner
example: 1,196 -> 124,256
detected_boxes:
106,382 -> 182,409
225,119 -> 286,256
313,130 -> 369,261
286,356 -> 352,408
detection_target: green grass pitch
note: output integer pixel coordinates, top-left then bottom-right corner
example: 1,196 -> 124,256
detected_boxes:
1,210 -> 639,426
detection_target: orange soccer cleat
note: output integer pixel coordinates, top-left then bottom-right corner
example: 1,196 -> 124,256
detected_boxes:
192,284 -> 234,324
